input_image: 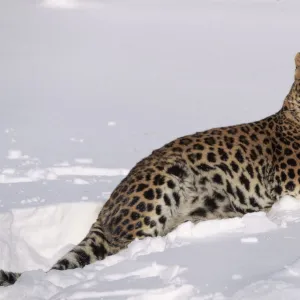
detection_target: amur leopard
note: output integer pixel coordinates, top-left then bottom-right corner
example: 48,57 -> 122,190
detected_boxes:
1,53 -> 300,286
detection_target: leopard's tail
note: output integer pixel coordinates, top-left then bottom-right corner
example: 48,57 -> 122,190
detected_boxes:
50,220 -> 119,271
0,221 -> 123,286
0,270 -> 21,286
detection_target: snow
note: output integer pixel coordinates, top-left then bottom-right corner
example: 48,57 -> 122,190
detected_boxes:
240,237 -> 258,244
41,0 -> 103,10
0,166 -> 129,184
1,196 -> 300,299
74,158 -> 93,164
1,0 -> 300,299
7,150 -> 29,160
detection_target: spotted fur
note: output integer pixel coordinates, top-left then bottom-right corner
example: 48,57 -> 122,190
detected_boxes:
2,53 -> 300,286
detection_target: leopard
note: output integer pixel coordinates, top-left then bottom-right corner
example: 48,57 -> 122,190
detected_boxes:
1,53 -> 300,286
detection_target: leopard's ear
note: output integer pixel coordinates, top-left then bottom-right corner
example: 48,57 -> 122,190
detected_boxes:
295,52 -> 300,80
282,53 -> 300,123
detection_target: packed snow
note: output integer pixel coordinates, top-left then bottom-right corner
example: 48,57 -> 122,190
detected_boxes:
1,0 -> 300,299
1,196 -> 300,299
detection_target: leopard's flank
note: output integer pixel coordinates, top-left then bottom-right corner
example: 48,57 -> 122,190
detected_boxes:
1,53 -> 300,286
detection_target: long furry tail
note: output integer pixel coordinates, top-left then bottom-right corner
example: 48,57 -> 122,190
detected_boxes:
0,221 -> 125,286
50,221 -> 119,271
0,270 -> 21,286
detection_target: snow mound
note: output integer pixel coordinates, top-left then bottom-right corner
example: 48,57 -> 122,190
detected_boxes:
0,197 -> 300,299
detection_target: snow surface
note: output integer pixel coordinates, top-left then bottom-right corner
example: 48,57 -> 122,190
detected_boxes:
2,197 -> 300,299
1,0 -> 300,299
